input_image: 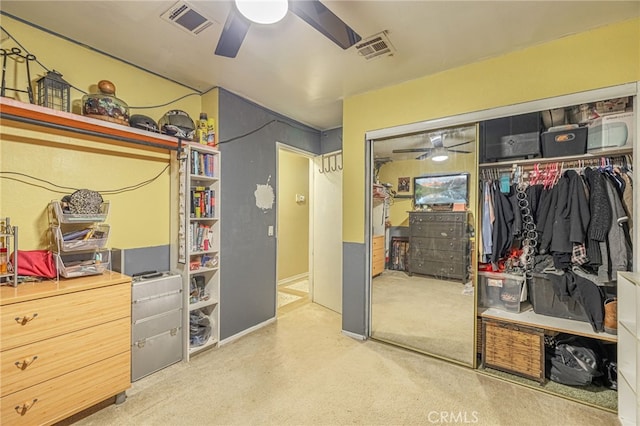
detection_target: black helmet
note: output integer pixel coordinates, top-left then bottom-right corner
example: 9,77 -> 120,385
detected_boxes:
158,110 -> 195,140
129,114 -> 159,133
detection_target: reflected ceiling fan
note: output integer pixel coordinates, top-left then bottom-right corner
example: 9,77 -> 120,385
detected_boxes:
392,134 -> 473,162
215,0 -> 362,58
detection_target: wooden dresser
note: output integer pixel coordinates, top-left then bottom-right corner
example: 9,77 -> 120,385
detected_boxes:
372,235 -> 385,277
408,211 -> 468,281
0,272 -> 131,425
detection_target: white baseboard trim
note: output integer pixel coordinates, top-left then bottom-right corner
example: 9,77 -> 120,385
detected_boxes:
342,330 -> 366,340
277,272 -> 309,287
219,317 -> 277,346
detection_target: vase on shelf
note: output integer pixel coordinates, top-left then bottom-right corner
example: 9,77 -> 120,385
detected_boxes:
82,80 -> 129,126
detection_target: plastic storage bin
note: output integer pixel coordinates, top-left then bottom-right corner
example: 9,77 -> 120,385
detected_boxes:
52,224 -> 110,251
52,200 -> 110,223
55,249 -> 110,278
587,111 -> 634,151
478,271 -> 527,312
541,126 -> 588,158
528,272 -> 588,322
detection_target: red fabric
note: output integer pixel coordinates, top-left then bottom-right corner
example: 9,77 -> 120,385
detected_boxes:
10,250 -> 56,279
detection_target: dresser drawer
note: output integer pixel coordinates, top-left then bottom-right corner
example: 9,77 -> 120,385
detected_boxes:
411,237 -> 467,253
372,235 -> 384,249
410,222 -> 466,238
1,317 -> 130,397
372,252 -> 385,276
1,283 -> 130,351
410,259 -> 467,279
1,351 -> 130,426
410,245 -> 466,263
409,212 -> 466,224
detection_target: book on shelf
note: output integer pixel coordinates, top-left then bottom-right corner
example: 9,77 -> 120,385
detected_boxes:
190,188 -> 216,218
190,151 -> 216,178
189,223 -> 215,252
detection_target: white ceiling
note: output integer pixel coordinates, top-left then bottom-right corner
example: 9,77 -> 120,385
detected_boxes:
1,1 -> 638,130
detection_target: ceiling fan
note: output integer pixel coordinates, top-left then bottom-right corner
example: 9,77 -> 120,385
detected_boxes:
392,133 -> 473,161
215,0 -> 362,58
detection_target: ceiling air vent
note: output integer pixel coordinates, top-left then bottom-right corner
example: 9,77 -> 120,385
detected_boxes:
355,31 -> 395,60
160,1 -> 214,35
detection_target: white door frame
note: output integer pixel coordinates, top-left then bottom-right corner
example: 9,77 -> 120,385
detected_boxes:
275,142 -> 315,312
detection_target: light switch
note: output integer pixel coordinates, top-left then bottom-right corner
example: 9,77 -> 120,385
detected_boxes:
268,225 -> 274,236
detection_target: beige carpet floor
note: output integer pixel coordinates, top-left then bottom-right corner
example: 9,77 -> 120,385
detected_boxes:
371,270 -> 475,365
278,279 -> 310,314
70,302 -> 619,426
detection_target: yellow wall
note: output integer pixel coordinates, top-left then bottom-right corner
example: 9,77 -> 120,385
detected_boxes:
343,18 -> 640,243
0,16 -> 203,250
277,149 -> 309,280
378,150 -> 477,227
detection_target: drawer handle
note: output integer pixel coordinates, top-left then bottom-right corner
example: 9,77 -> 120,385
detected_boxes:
14,399 -> 38,416
14,313 -> 38,325
15,356 -> 38,370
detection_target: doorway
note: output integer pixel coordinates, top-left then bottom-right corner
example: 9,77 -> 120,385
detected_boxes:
277,146 -> 312,315
276,144 -> 344,316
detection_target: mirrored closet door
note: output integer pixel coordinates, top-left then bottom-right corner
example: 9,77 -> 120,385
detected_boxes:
369,123 -> 478,366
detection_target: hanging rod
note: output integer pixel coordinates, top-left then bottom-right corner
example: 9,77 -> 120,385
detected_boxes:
478,147 -> 632,169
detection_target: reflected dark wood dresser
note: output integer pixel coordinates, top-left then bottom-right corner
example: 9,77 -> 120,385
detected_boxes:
408,211 -> 468,281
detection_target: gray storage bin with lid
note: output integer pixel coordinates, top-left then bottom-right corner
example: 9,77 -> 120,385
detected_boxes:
528,272 -> 588,322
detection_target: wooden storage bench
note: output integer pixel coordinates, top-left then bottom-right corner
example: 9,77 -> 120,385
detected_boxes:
482,318 -> 545,383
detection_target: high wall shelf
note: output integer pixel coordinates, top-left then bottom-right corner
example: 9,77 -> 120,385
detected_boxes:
0,97 -> 180,153
178,142 -> 221,360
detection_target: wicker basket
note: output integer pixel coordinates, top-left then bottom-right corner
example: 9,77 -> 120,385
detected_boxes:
482,318 -> 545,383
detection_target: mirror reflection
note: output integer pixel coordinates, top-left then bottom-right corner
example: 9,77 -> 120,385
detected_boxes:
370,124 -> 477,366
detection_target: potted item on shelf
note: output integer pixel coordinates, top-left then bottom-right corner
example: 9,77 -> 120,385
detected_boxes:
82,80 -> 129,125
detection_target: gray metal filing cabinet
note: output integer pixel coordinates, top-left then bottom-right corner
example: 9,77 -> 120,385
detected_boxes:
131,272 -> 183,381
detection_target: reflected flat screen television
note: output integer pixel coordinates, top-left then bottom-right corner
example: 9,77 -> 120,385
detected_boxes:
413,173 -> 469,207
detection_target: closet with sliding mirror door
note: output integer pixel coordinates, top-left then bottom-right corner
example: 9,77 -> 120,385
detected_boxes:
369,123 -> 478,366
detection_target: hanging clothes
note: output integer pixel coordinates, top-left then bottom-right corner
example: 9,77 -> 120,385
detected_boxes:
481,180 -> 494,263
601,175 -> 631,280
548,271 -> 605,333
583,167 -> 611,268
491,181 -> 514,265
537,186 -> 558,256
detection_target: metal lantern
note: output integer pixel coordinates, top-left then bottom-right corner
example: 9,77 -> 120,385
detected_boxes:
36,70 -> 70,112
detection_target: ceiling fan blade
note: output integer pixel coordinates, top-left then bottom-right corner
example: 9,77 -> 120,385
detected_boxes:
215,8 -> 251,58
446,149 -> 472,154
447,139 -> 474,148
289,0 -> 362,49
392,148 -> 431,153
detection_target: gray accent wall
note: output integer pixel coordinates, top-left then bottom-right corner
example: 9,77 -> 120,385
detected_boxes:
342,242 -> 368,336
218,89 -> 321,340
321,128 -> 342,154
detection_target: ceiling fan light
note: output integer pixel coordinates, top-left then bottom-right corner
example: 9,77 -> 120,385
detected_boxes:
235,0 -> 288,24
430,147 -> 449,162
